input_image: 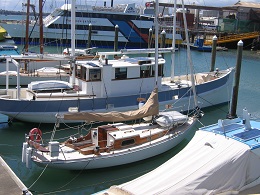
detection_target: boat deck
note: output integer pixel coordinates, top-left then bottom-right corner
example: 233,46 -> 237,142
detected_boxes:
200,119 -> 260,150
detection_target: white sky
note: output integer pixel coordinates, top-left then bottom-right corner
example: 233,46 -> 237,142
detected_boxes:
1,0 -> 259,12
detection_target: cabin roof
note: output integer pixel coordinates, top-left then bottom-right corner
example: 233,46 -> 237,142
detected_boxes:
77,56 -> 159,69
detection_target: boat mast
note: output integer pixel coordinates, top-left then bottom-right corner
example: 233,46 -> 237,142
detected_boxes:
181,0 -> 198,107
71,0 -> 76,86
25,0 -> 30,53
39,0 -> 43,54
170,0 -> 177,82
154,0 -> 159,86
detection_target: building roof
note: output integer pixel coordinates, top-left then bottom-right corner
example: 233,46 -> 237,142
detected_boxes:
230,1 -> 260,9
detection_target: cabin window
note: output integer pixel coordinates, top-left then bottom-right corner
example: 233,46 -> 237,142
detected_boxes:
140,66 -> 152,78
75,65 -> 82,78
89,69 -> 101,81
81,66 -> 87,80
140,64 -> 163,78
115,67 -> 127,80
121,139 -> 135,146
149,64 -> 164,77
158,64 -> 164,76
75,65 -> 87,80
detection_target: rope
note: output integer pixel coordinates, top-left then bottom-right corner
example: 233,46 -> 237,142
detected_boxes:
28,163 -> 49,190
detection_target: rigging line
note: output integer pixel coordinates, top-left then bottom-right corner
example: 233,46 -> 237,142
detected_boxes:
89,77 -> 96,110
50,119 -> 58,141
100,67 -> 109,109
172,87 -> 192,106
42,166 -> 154,195
28,163 -> 49,190
217,48 -> 230,69
138,71 -> 145,95
197,94 -> 229,114
41,154 -> 97,195
197,118 -> 205,127
7,99 -> 35,124
61,121 -> 89,131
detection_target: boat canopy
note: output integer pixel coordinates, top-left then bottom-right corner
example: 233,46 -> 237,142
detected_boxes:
64,87 -> 159,122
108,130 -> 260,194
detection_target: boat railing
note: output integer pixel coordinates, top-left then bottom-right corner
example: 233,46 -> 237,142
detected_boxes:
97,47 -> 174,57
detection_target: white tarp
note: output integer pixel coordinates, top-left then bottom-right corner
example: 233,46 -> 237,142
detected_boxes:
108,130 -> 260,194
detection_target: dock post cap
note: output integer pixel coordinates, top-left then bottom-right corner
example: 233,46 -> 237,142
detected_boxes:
213,35 -> 218,40
161,30 -> 166,34
238,40 -> 244,46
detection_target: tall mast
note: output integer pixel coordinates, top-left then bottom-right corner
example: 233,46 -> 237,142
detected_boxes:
170,0 -> 177,82
154,0 -> 159,87
71,0 -> 76,86
25,0 -> 30,52
181,0 -> 198,107
39,0 -> 43,54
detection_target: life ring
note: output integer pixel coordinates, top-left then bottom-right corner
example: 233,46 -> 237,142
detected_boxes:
29,128 -> 42,143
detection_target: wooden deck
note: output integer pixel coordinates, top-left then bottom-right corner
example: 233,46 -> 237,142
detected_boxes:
0,156 -> 32,195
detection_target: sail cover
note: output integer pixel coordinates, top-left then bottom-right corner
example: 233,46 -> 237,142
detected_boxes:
64,87 -> 159,122
106,130 -> 260,194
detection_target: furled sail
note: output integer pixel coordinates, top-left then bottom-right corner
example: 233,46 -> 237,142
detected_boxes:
64,87 -> 159,122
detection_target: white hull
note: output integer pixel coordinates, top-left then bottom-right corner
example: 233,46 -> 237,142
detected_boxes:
1,69 -> 234,123
31,120 -> 196,170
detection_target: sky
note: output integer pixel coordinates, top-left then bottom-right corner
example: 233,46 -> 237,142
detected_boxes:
1,0 -> 259,12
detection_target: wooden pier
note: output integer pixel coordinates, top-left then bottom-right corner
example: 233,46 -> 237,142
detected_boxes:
0,156 -> 32,195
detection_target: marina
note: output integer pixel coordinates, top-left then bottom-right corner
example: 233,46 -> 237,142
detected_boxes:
0,42 -> 259,194
0,1 -> 260,194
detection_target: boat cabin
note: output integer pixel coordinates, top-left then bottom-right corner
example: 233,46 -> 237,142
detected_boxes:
72,55 -> 165,97
64,122 -> 168,155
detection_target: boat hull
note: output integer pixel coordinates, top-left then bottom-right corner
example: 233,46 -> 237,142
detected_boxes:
0,68 -> 235,123
32,121 -> 196,170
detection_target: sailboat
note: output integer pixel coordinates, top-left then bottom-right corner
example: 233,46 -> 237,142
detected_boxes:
0,1 -> 234,124
21,0 -> 202,170
98,40 -> 260,194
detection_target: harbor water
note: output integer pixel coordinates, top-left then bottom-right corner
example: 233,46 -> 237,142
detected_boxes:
0,39 -> 260,194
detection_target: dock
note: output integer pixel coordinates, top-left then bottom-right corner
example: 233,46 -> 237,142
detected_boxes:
0,156 -> 32,195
